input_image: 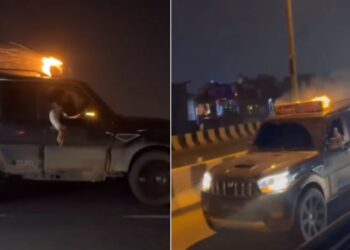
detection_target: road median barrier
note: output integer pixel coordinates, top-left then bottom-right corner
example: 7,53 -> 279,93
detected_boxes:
172,121 -> 261,151
172,151 -> 247,215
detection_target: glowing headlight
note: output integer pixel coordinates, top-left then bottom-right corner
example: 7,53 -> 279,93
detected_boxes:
257,171 -> 295,194
201,171 -> 212,192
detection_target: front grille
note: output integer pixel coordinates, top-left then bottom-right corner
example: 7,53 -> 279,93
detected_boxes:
210,177 -> 260,199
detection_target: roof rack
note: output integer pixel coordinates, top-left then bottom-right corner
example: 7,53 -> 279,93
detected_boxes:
0,68 -> 48,77
329,98 -> 350,112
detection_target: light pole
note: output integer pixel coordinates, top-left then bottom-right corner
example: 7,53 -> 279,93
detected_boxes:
286,0 -> 299,101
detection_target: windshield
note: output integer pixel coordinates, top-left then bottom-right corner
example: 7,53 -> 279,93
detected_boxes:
254,119 -> 323,151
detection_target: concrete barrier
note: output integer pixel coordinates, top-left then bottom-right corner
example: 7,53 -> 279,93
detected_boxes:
172,121 -> 261,151
172,150 -> 247,214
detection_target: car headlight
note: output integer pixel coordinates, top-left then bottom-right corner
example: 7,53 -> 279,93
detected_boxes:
257,171 -> 295,194
201,171 -> 212,192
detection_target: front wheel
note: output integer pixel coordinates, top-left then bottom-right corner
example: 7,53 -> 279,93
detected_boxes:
293,188 -> 327,242
128,151 -> 169,205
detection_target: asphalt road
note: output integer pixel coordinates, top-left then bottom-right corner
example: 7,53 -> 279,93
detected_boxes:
0,179 -> 169,250
172,143 -> 350,250
173,190 -> 350,250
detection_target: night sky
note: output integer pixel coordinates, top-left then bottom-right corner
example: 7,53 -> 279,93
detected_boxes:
0,0 -> 169,119
173,0 -> 350,91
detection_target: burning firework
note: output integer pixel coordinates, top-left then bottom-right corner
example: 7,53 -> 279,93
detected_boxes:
0,42 -> 64,77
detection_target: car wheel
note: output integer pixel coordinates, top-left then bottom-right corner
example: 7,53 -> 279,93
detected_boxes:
128,151 -> 169,205
293,188 -> 327,241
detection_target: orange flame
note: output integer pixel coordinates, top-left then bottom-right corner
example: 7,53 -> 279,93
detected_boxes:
311,95 -> 331,108
41,57 -> 63,77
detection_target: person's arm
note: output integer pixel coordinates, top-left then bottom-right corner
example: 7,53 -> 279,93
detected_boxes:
49,109 -> 65,146
49,109 -> 63,131
62,112 -> 83,119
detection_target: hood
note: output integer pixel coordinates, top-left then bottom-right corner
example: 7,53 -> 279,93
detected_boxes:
118,116 -> 169,133
212,150 -> 319,179
114,116 -> 169,145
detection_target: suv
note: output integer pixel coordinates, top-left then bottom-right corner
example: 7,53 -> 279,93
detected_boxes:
201,99 -> 350,241
0,70 -> 169,205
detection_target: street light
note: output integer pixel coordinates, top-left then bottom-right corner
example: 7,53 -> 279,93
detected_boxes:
286,0 -> 299,101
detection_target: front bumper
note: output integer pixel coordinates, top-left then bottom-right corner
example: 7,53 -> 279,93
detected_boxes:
201,188 -> 299,232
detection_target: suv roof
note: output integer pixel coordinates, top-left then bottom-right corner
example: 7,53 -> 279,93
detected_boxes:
0,67 -> 73,79
0,69 -> 79,84
268,112 -> 325,121
269,99 -> 350,122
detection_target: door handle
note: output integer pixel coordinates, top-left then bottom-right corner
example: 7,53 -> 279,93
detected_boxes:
105,131 -> 115,137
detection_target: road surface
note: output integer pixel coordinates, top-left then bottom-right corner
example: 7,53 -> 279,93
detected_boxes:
172,143 -> 350,250
173,191 -> 350,250
0,179 -> 169,250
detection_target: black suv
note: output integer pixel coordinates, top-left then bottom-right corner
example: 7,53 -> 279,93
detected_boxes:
0,70 -> 169,205
201,99 -> 350,241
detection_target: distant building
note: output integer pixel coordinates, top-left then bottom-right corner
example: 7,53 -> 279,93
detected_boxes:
173,74 -> 315,133
195,81 -> 239,129
192,76 -> 281,129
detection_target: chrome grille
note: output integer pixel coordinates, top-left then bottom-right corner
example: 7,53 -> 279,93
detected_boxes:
211,177 -> 259,198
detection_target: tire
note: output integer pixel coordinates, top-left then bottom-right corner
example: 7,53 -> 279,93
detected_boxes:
293,188 -> 327,242
128,151 -> 169,205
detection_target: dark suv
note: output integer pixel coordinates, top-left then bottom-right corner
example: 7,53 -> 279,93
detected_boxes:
201,100 -> 350,241
0,70 -> 169,205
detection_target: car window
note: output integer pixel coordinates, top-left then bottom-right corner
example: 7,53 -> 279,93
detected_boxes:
38,83 -> 94,123
0,82 -> 38,123
255,121 -> 314,151
326,117 -> 344,140
342,110 -> 350,138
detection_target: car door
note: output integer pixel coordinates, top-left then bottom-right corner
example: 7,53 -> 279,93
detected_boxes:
337,109 -> 350,192
39,81 -> 111,181
324,114 -> 350,195
0,81 -> 43,176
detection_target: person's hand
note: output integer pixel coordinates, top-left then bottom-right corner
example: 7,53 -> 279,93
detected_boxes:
57,126 -> 66,146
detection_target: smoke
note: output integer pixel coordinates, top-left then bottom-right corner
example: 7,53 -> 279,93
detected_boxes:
276,70 -> 350,105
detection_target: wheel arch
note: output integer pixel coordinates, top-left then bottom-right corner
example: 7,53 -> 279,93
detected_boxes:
128,145 -> 170,172
300,182 -> 325,198
299,173 -> 329,201
109,141 -> 169,174
296,182 -> 325,213
291,174 -> 329,223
